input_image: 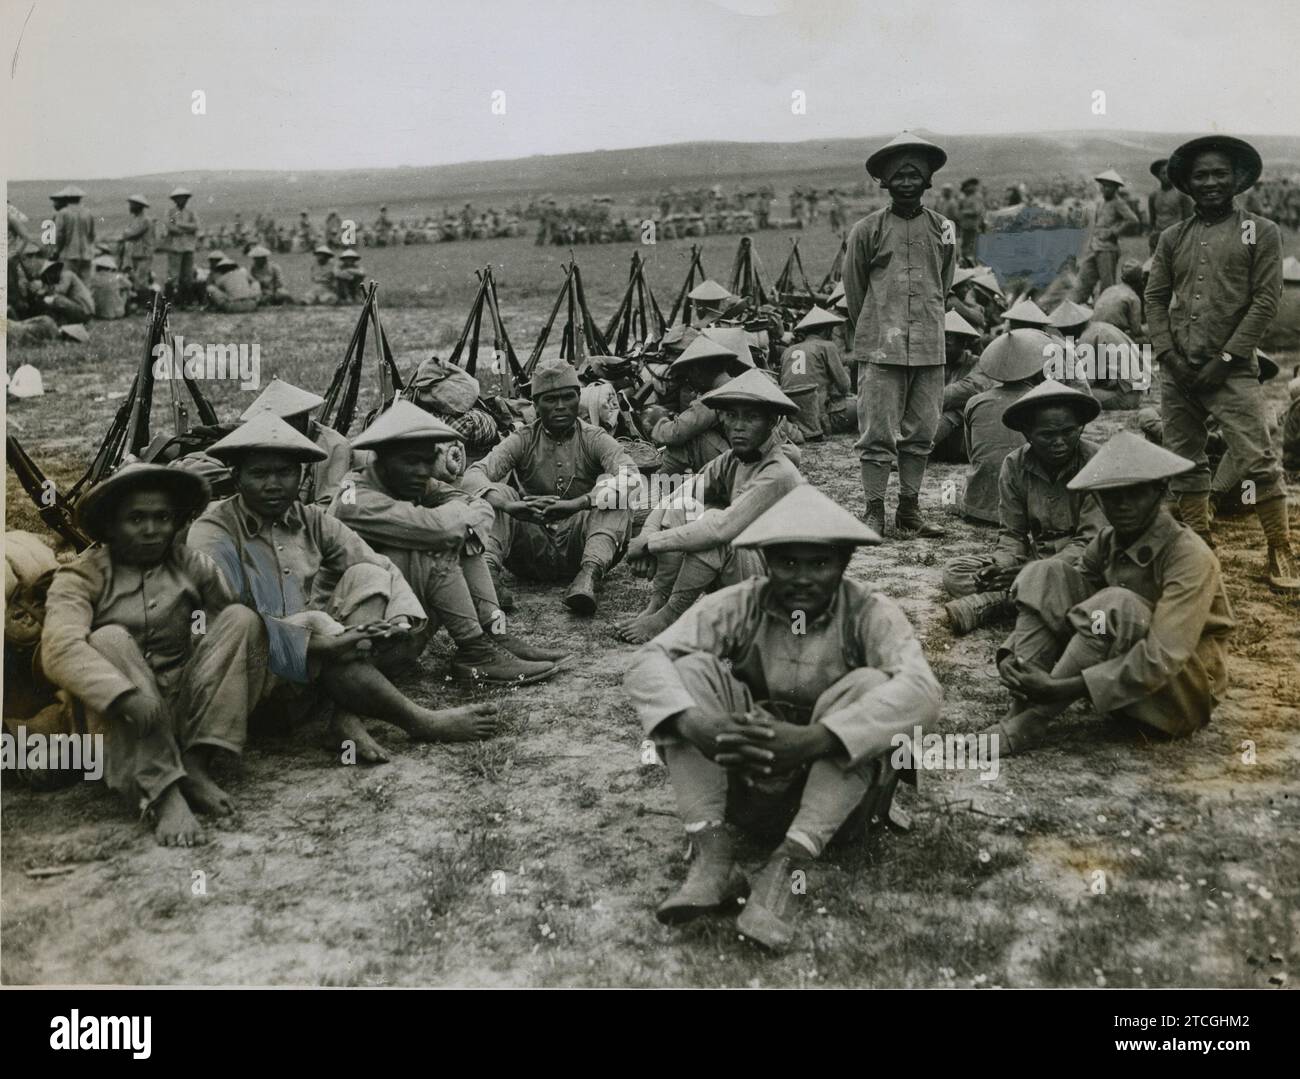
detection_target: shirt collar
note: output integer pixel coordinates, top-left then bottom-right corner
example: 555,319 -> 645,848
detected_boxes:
1115,509 -> 1181,567
890,203 -> 924,220
236,493 -> 304,534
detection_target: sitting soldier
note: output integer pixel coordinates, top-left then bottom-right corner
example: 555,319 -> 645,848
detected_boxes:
961,329 -> 1055,524
462,357 -> 639,615
89,255 -> 132,319
942,380 -> 1104,634
984,432 -> 1234,755
640,334 -> 752,478
617,370 -> 804,644
205,256 -> 261,313
41,464 -> 267,846
303,246 -> 338,305
931,310 -> 988,463
248,245 -> 292,306
335,248 -> 366,302
778,306 -> 852,440
624,484 -> 941,951
1048,300 -> 1144,411
36,259 -> 94,324
188,412 -> 499,762
240,378 -> 354,506
334,401 -> 568,705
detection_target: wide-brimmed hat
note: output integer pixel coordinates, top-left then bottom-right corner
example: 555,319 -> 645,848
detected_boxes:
1001,378 -> 1102,432
700,369 -> 799,416
1093,169 -> 1125,186
206,250 -> 226,263
91,255 -> 118,271
169,186 -> 192,199
1003,298 -> 1051,326
339,249 -> 361,261
248,245 -> 272,258
350,400 -> 461,450
126,194 -> 150,207
670,334 -> 749,375
734,484 -> 882,548
977,328 -> 1055,382
1166,135 -> 1263,195
866,131 -> 947,182
313,245 -> 335,257
700,327 -> 757,370
1149,158 -> 1170,178
207,411 -> 328,463
794,306 -> 845,332
239,378 -> 324,420
75,462 -> 211,544
1048,300 -> 1093,329
687,279 -> 732,303
944,310 -> 980,338
1067,431 -> 1195,491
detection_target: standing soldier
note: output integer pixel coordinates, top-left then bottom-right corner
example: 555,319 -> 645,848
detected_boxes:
1074,169 -> 1139,302
53,185 -> 96,282
956,178 -> 984,263
120,195 -> 155,295
165,187 -> 200,305
1147,159 -> 1194,254
325,209 -> 342,248
843,131 -> 956,539
1146,134 -> 1299,592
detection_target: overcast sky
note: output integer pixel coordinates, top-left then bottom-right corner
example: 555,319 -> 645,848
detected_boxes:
5,0 -> 1298,180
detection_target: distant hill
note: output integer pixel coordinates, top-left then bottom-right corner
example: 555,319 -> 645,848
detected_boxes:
12,131 -> 1300,230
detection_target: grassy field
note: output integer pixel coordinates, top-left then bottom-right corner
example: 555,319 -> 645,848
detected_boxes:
3,226 -> 1299,987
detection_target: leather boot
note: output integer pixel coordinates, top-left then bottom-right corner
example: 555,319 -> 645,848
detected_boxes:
656,824 -> 747,925
736,842 -> 806,952
863,498 -> 887,539
1256,497 -> 1300,594
895,495 -> 946,538
451,634 -> 558,684
486,627 -> 571,663
943,590 -> 1013,635
563,563 -> 601,615
1177,492 -> 1214,547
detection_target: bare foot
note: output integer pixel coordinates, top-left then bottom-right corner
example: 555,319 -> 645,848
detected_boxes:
330,711 -> 391,764
615,595 -> 666,631
404,702 -> 500,743
615,606 -> 678,644
153,784 -> 206,847
179,751 -> 235,816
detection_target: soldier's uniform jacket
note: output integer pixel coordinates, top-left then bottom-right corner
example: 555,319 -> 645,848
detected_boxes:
642,432 -> 803,554
650,397 -> 723,448
1146,207 -> 1282,365
624,576 -> 941,768
250,261 -> 285,296
331,459 -> 496,579
209,267 -> 260,303
166,206 -> 200,252
1084,196 -> 1138,252
310,260 -> 336,288
992,440 -> 1105,566
122,215 -> 155,260
1090,285 -> 1142,339
188,495 -> 422,684
962,382 -> 1032,524
41,544 -> 236,714
778,338 -> 850,401
48,269 -> 94,315
841,205 -> 956,367
1045,510 -> 1234,716
942,350 -> 993,413
463,418 -> 637,500
54,204 -> 95,262
303,422 -> 354,506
